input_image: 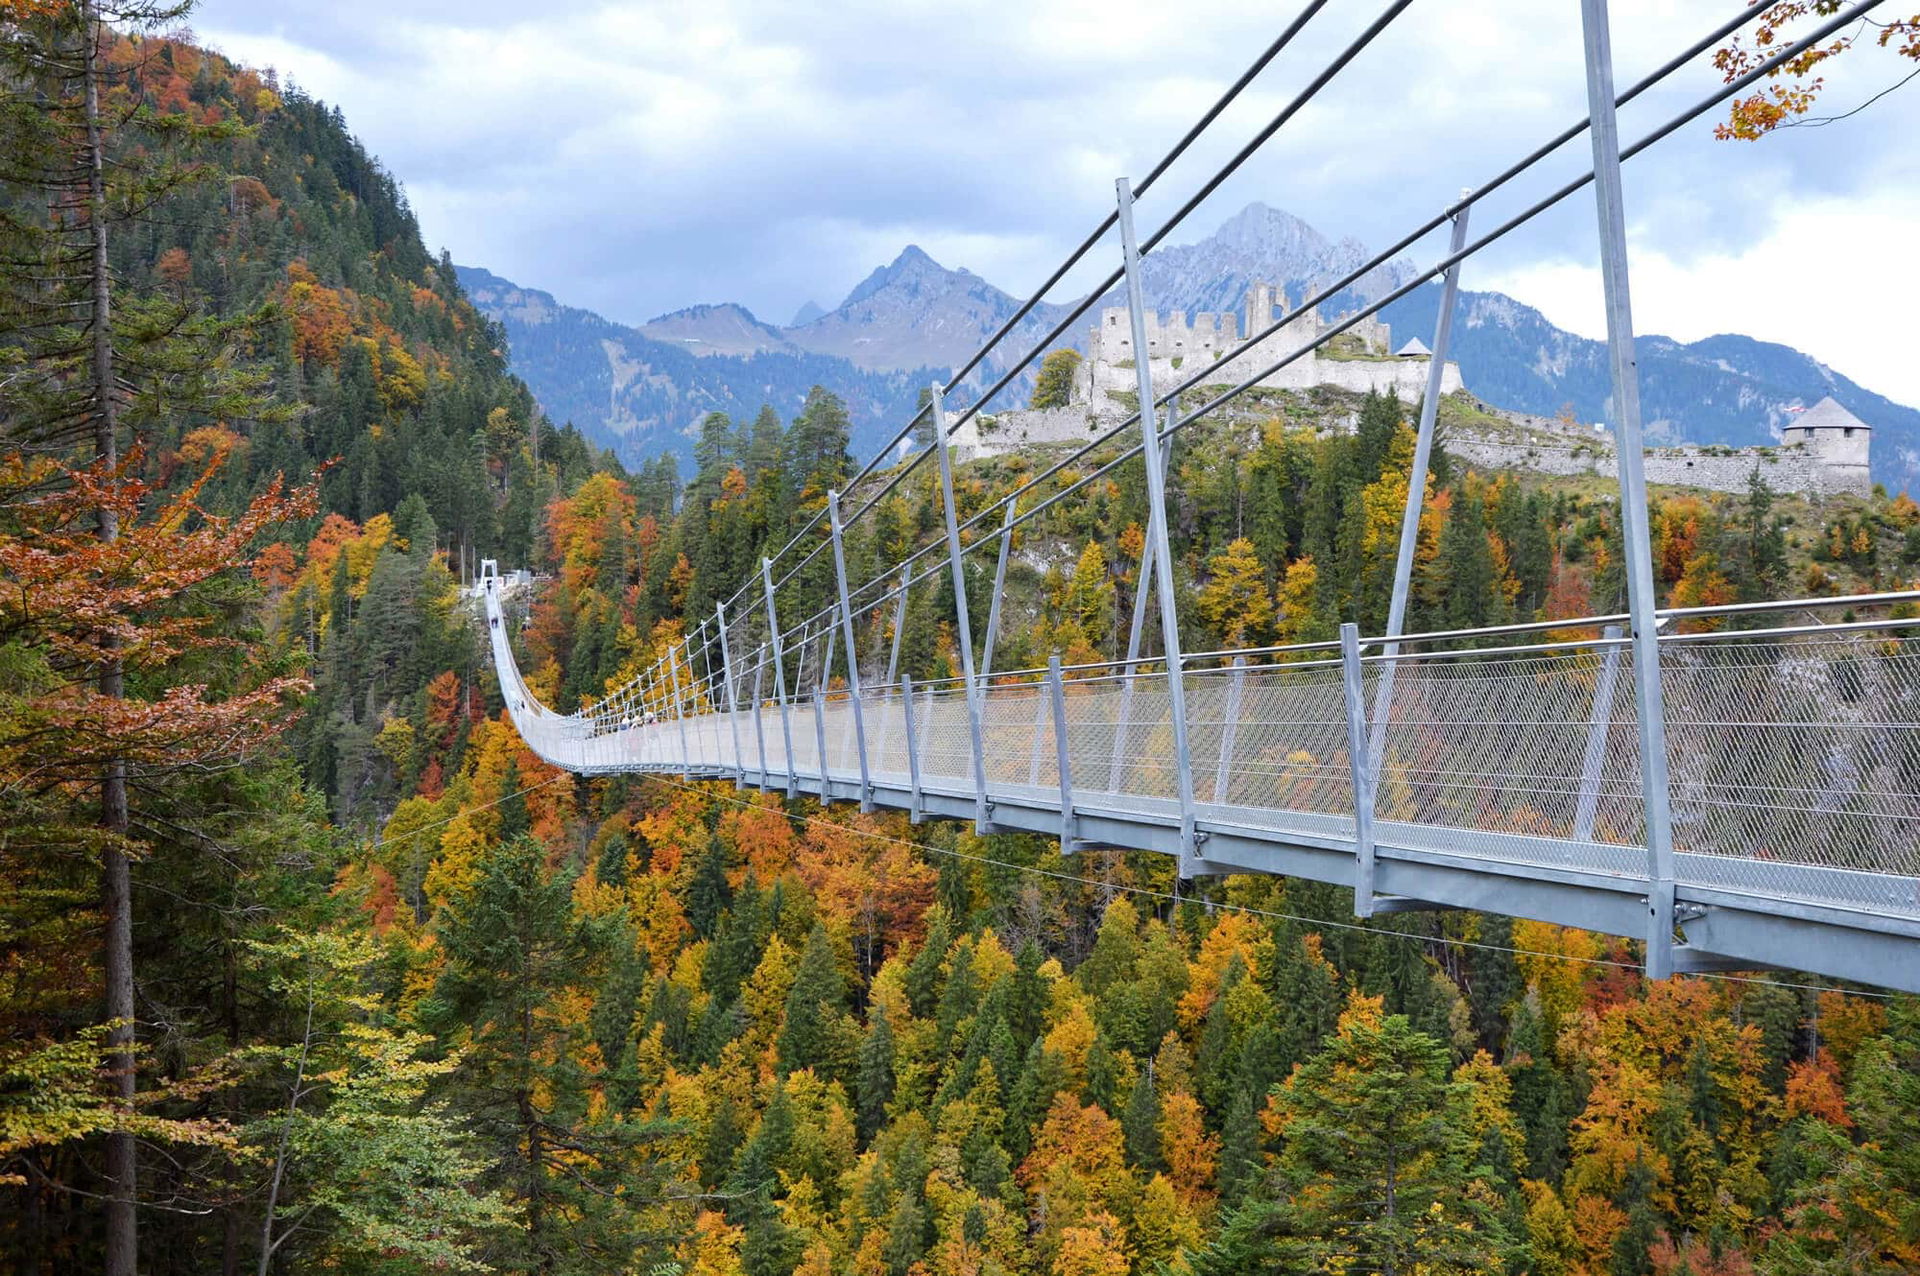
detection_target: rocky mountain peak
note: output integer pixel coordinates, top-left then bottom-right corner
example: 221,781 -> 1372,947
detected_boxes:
839,244 -> 974,311
1122,201 -> 1419,318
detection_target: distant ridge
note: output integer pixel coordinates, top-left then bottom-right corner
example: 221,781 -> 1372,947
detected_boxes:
463,203 -> 1920,491
455,266 -> 929,467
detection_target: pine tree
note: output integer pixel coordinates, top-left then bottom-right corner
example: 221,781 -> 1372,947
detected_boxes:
784,388 -> 852,510
778,924 -> 848,1077
856,1006 -> 897,1144
0,10 -> 302,1266
1247,995 -> 1512,1275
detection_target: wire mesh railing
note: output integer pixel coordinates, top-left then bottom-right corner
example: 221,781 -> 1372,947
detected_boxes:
486,558 -> 1920,926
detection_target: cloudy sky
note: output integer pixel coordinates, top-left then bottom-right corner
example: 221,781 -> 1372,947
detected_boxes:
194,0 -> 1920,402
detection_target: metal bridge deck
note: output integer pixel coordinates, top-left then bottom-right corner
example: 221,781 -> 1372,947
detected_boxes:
480,582 -> 1920,993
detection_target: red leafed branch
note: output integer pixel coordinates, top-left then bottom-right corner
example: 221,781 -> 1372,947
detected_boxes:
0,445 -> 319,784
0,446 -> 316,671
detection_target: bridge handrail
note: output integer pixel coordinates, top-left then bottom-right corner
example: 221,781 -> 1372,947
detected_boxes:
558,589 -> 1920,736
727,589 -> 1920,696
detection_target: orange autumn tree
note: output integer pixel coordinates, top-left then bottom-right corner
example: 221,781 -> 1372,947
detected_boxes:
1714,3 -> 1920,140
0,449 -> 314,1197
1020,1094 -> 1137,1264
0,450 -> 315,795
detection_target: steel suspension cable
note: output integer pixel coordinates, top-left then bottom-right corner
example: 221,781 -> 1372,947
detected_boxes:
650,0 -> 1428,673
838,0 -> 1420,538
621,0 -> 1855,700
713,0 -> 1341,619
810,0 -> 1885,637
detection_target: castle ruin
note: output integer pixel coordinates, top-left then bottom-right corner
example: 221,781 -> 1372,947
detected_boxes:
1443,395 -> 1873,499
1079,281 -> 1463,405
951,281 -> 1460,457
951,282 -> 1875,501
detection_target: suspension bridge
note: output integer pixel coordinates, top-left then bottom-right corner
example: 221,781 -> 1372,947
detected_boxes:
477,0 -> 1920,995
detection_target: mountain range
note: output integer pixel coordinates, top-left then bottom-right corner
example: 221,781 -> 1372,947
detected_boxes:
459,202 -> 1920,492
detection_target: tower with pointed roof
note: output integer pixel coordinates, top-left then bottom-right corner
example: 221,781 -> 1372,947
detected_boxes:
1782,397 -> 1871,495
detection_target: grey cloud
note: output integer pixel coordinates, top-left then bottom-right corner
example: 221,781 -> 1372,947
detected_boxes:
192,0 -> 1918,332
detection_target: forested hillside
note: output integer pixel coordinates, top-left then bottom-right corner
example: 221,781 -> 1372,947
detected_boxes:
2,8 -> 1917,1276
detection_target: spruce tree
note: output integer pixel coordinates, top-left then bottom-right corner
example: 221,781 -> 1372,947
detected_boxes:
777,923 -> 847,1077
904,909 -> 952,1018
1083,1030 -> 1121,1112
1741,471 -> 1790,602
425,835 -> 673,1273
1214,1081 -> 1264,1208
1123,1067 -> 1164,1172
856,1006 -> 897,1144
1467,912 -> 1519,1054
685,836 -> 733,939
1438,484 -> 1503,631
1253,1002 -> 1511,1274
1007,939 -> 1049,1053
1507,991 -> 1573,1181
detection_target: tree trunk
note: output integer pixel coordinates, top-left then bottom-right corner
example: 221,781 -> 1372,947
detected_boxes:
82,5 -> 136,1273
520,995 -> 552,1275
258,982 -> 317,1276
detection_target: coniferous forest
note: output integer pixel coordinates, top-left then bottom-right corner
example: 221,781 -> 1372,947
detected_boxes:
3,8 -> 1919,1276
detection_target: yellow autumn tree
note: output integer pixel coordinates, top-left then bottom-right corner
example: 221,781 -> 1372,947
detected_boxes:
1158,1090 -> 1219,1209
1051,1211 -> 1132,1276
1274,555 -> 1330,647
1063,540 -> 1116,650
1196,538 -> 1273,646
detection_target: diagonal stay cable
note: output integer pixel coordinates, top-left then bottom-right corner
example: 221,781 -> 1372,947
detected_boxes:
723,0 -> 1341,616
792,0 -> 1806,640
820,0 -> 1887,630
839,0 -> 1420,539
838,0 -> 1342,504
635,0 -> 1854,694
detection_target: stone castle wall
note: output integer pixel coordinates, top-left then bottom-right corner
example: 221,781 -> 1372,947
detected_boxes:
1080,350 -> 1464,404
953,290 -> 1462,459
950,282 -> 1870,500
955,406 -> 1871,501
1445,430 -> 1870,498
